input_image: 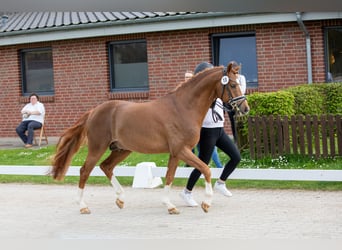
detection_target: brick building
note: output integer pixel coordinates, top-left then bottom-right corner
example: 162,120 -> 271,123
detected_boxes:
0,12 -> 341,137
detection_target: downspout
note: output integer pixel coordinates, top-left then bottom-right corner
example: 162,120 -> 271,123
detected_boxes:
296,12 -> 312,84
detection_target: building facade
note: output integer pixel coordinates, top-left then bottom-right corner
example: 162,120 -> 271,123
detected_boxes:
0,12 -> 341,137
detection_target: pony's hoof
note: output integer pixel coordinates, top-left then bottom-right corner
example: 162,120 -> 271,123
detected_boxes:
201,202 -> 210,213
80,207 -> 91,214
168,207 -> 180,215
116,198 -> 124,209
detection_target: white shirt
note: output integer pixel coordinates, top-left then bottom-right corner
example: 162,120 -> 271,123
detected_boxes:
21,101 -> 45,124
238,74 -> 247,95
202,98 -> 224,128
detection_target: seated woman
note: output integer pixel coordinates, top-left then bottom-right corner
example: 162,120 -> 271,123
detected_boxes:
15,93 -> 45,148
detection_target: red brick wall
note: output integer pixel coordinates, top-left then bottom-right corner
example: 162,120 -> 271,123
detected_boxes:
0,46 -> 21,136
50,38 -> 110,133
256,22 -> 309,91
1,19 -> 341,137
147,29 -> 211,99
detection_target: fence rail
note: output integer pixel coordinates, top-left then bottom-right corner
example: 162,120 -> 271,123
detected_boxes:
247,114 -> 342,159
0,165 -> 341,182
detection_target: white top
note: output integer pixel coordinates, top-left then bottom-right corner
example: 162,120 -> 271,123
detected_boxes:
21,101 -> 45,124
238,74 -> 247,95
202,98 -> 224,128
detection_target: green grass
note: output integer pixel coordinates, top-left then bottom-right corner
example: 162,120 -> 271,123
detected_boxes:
1,145 -> 341,169
0,145 -> 341,190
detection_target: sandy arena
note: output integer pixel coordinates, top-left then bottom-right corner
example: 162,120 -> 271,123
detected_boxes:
0,183 -> 341,239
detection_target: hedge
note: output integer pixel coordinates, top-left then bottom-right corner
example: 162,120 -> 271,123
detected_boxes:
246,82 -> 342,116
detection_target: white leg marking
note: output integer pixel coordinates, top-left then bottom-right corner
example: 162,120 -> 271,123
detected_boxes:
111,176 -> 125,201
161,185 -> 176,210
204,181 -> 213,205
77,188 -> 88,210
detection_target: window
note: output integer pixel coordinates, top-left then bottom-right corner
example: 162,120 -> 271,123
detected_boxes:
212,33 -> 258,88
325,27 -> 342,82
20,48 -> 54,95
109,40 -> 149,91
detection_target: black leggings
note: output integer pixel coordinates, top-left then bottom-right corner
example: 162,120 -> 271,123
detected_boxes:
228,109 -> 237,142
186,127 -> 241,191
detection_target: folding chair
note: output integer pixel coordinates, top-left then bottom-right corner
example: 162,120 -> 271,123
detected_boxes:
34,122 -> 48,147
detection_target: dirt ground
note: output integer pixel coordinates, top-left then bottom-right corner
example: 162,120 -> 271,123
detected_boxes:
0,183 -> 341,239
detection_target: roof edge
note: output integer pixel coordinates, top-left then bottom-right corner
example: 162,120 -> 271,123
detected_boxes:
0,12 -> 341,46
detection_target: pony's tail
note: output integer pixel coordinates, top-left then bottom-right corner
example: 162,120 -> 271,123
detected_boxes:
50,110 -> 92,181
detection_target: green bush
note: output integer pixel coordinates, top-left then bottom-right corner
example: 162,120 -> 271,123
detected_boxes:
285,84 -> 324,115
317,83 -> 342,114
246,91 -> 295,116
236,91 -> 294,147
284,83 -> 342,115
242,83 -> 341,116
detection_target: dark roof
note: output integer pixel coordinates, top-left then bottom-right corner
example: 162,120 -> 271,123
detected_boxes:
0,12 -> 204,33
1,12 -> 340,46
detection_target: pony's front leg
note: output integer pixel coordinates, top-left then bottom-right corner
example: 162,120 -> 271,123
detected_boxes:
202,181 -> 213,213
182,150 -> 213,213
162,184 -> 179,214
111,176 -> 125,209
198,165 -> 213,213
162,156 -> 179,215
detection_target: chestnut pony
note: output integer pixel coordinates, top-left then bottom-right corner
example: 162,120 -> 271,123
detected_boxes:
50,62 -> 250,215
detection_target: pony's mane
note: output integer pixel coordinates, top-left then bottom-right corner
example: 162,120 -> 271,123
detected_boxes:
169,66 -> 222,94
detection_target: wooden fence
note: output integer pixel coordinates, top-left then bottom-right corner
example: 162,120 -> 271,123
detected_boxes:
246,115 -> 342,159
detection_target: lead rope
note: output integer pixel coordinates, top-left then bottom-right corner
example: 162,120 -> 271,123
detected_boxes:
211,99 -> 223,122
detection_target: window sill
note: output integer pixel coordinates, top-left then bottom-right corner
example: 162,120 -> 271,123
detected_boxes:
108,91 -> 149,100
19,95 -> 55,104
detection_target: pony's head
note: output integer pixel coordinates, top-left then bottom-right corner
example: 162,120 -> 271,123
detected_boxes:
219,62 -> 250,115
194,61 -> 250,115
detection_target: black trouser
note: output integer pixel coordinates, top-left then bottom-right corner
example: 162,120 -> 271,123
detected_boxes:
186,127 -> 241,191
16,120 -> 42,145
228,109 -> 237,143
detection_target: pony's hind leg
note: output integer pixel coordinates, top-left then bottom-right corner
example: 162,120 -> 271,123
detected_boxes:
78,147 -> 108,214
162,155 -> 180,215
77,188 -> 90,214
78,158 -> 99,214
99,150 -> 131,209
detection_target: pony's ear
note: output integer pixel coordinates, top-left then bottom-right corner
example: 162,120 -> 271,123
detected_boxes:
227,62 -> 240,73
227,62 -> 233,72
